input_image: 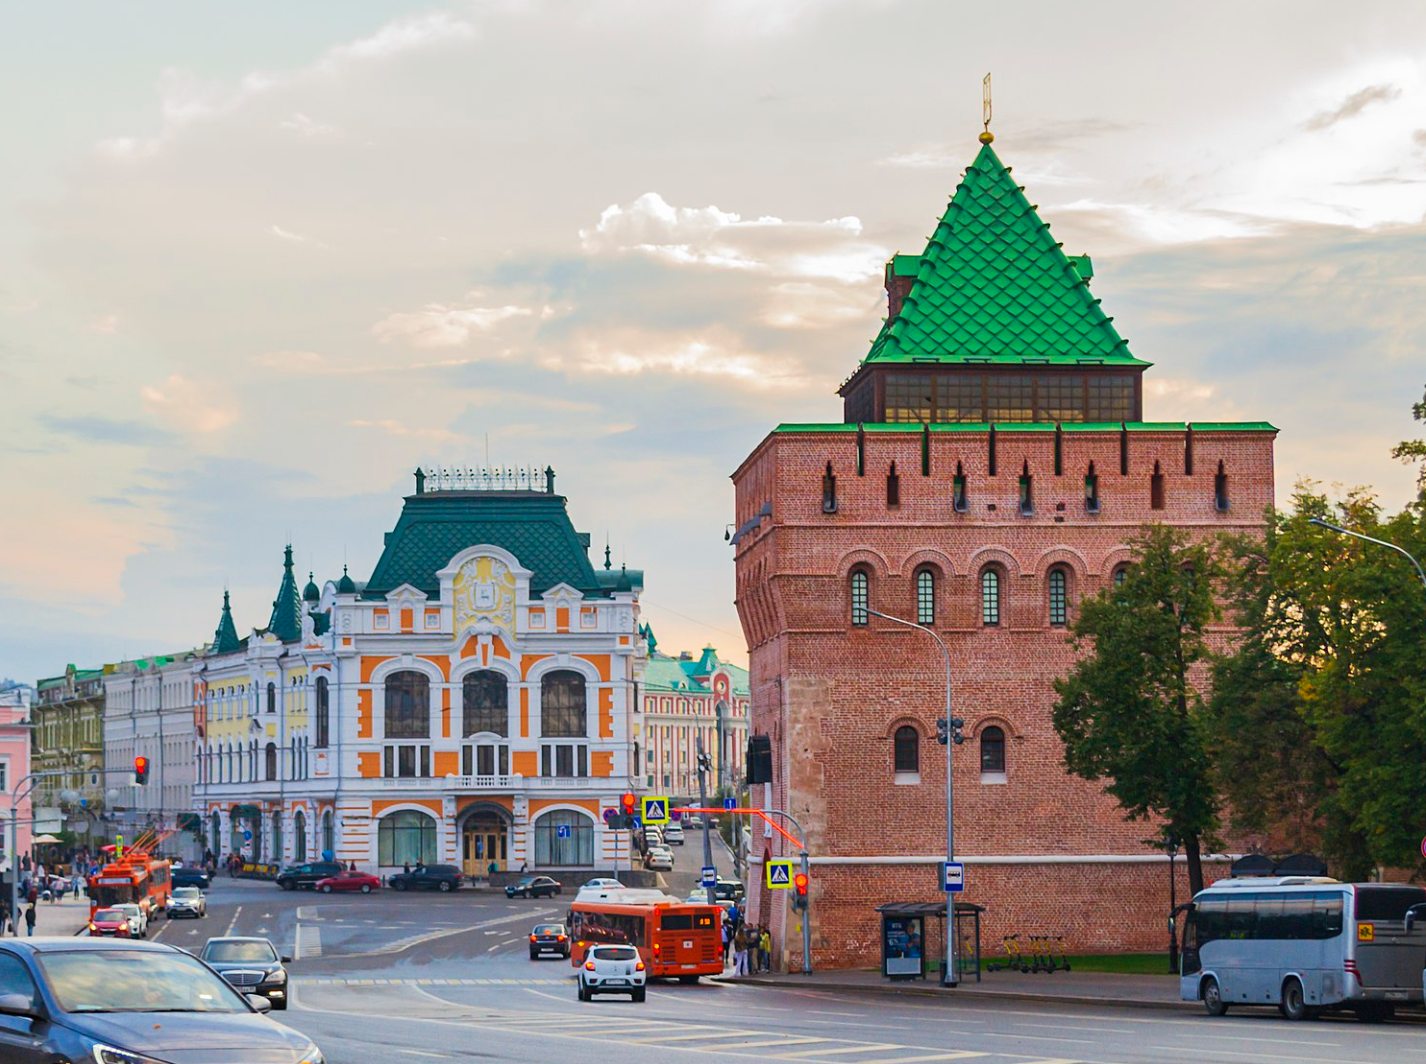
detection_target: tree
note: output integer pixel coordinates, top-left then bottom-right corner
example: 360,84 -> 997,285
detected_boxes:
1053,524 -> 1222,895
1390,382 -> 1426,493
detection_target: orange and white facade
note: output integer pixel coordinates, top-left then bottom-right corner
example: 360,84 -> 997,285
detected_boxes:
193,471 -> 649,877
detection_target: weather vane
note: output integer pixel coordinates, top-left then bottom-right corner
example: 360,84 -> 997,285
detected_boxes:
981,72 -> 993,144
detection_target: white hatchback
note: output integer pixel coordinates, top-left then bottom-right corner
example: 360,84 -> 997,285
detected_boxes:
115,902 -> 148,938
578,944 -> 647,1002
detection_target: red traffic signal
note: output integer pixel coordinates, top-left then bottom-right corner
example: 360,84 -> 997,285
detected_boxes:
621,792 -> 637,815
793,871 -> 809,910
134,756 -> 150,786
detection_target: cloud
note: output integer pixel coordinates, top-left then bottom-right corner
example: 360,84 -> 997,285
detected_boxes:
269,224 -> 329,249
1304,84 -> 1401,131
371,298 -> 531,348
560,329 -> 811,388
140,375 -> 238,433
40,416 -> 173,447
349,418 -> 466,443
278,112 -> 338,138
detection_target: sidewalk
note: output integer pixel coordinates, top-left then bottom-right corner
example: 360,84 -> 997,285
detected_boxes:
12,895 -> 93,938
733,965 -> 1191,1011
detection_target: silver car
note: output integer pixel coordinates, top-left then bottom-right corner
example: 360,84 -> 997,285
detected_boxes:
167,885 -> 208,918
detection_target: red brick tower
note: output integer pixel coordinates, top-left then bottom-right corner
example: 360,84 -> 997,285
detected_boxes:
731,136 -> 1276,971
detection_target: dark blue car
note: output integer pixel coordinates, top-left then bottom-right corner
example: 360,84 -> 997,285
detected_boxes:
0,938 -> 322,1063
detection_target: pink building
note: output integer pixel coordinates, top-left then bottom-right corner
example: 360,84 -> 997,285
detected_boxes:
0,685 -> 34,875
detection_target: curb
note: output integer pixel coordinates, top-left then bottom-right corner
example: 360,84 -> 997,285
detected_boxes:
732,976 -> 1196,1012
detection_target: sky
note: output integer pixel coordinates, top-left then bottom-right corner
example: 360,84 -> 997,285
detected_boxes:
3,0 -> 1426,682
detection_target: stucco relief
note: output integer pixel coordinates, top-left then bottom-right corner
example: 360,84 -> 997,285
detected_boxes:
452,555 -> 517,634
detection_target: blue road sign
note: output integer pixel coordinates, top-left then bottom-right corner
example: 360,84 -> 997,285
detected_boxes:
943,861 -> 965,894
723,797 -> 736,810
556,825 -> 571,839
242,829 -> 253,842
766,860 -> 794,888
701,866 -> 717,887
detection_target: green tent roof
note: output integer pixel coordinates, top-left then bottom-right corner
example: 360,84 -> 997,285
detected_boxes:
212,591 -> 241,655
863,141 -> 1147,369
266,545 -> 304,644
364,491 -> 611,600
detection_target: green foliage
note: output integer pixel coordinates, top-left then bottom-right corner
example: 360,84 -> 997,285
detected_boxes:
1053,524 -> 1222,892
1390,382 -> 1426,493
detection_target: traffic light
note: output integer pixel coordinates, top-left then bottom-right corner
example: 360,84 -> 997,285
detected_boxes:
792,872 -> 809,911
134,756 -> 149,786
621,792 -> 637,817
747,734 -> 773,784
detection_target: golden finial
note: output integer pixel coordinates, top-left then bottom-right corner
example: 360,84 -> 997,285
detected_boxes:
980,72 -> 994,143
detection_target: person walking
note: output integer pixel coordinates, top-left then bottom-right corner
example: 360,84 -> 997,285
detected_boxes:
759,926 -> 772,972
24,905 -> 36,938
733,925 -> 750,976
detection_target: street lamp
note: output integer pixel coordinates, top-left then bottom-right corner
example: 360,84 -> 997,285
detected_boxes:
1164,834 -> 1180,974
866,607 -> 960,988
1308,518 -> 1426,597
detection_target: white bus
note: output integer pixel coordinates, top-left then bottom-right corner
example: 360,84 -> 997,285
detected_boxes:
1180,876 -> 1426,1021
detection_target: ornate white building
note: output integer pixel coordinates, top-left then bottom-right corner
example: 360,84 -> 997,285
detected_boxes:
193,468 -> 649,877
638,631 -> 748,796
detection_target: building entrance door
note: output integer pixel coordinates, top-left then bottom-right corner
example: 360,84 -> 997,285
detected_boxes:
462,813 -> 508,876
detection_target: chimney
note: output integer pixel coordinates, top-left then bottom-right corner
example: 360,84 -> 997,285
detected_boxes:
885,254 -> 918,319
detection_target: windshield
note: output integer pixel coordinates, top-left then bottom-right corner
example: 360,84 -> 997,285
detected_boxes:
534,925 -> 565,934
173,888 -> 200,899
40,950 -> 249,1014
202,941 -> 277,963
93,910 -> 124,922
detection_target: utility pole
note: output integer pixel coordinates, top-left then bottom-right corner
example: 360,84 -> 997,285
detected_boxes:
695,736 -> 716,906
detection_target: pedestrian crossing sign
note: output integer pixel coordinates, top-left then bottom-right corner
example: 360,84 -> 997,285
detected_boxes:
766,859 -> 794,888
642,796 -> 670,824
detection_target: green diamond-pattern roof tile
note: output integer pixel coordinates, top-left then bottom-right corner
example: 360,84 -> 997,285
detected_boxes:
866,142 -> 1147,369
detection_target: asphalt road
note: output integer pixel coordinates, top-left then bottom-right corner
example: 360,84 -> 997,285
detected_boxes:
153,877 -> 1426,1064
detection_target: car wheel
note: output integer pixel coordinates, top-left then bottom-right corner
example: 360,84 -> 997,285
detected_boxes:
393,880 -> 407,891
321,885 -> 332,894
1280,977 -> 1309,1021
361,884 -> 372,894
577,982 -> 588,1002
633,988 -> 646,1003
439,880 -> 452,892
1201,976 -> 1228,1016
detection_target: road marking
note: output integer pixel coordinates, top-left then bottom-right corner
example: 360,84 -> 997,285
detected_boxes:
844,1055 -> 987,1064
224,906 -> 243,936
398,1053 -> 445,1059
777,1047 -> 901,1058
363,907 -> 557,956
295,924 -> 323,959
709,1037 -> 830,1049
624,1028 -> 763,1043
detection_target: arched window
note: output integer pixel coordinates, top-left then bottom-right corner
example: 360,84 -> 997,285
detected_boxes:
463,671 -> 509,737
980,725 -> 1006,778
210,811 -> 221,856
265,742 -> 277,782
916,569 -> 935,625
893,725 -> 920,774
384,671 -> 430,739
850,569 -> 869,627
271,810 -> 283,863
534,809 -> 594,867
540,671 -> 586,737
1215,460 -> 1230,511
293,810 -> 307,863
1113,564 -> 1129,588
980,568 -> 1001,626
378,809 -> 436,867
321,810 -> 335,856
315,676 -> 329,748
1048,568 -> 1069,627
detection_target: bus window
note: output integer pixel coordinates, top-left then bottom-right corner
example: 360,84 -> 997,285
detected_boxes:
1196,897 -> 1226,945
661,914 -> 693,931
1224,895 -> 1257,940
1354,886 -> 1426,922
1309,892 -> 1343,939
1254,895 -> 1284,939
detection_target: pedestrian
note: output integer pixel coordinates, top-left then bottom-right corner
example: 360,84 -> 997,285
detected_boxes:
24,904 -> 36,937
728,901 -> 741,929
733,925 -> 750,975
759,926 -> 772,972
348,860 -> 356,872
403,862 -> 411,875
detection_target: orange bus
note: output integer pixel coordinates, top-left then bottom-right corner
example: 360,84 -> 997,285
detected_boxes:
88,856 -> 172,923
570,890 -> 723,982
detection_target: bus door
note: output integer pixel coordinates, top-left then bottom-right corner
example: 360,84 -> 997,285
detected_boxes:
1179,903 -> 1199,977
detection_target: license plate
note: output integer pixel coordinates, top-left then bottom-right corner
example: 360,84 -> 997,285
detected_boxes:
1386,991 -> 1407,1000
604,978 -> 626,985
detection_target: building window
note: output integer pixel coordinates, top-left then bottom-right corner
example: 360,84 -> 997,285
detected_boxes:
980,725 -> 1007,781
1037,374 -> 1084,422
463,671 -> 508,737
987,375 -> 1034,422
886,461 -> 900,507
540,671 -> 586,737
850,569 -> 869,627
1087,374 -> 1135,422
1048,568 -> 1069,627
293,811 -> 307,863
916,569 -> 935,625
540,743 -> 588,778
378,810 -> 436,867
314,676 -> 329,748
533,810 -> 594,867
384,744 -> 431,778
893,725 -> 920,774
322,810 -> 335,855
272,811 -> 283,862
885,374 -> 932,424
1215,461 -> 1230,511
264,742 -> 277,782
1019,462 -> 1033,515
1150,461 -> 1165,510
266,683 -> 276,714
980,568 -> 1001,626
1113,565 -> 1129,588
384,671 -> 430,739
952,462 -> 968,512
462,742 -> 509,778
822,462 -> 837,514
1085,463 -> 1100,513
938,375 -> 983,423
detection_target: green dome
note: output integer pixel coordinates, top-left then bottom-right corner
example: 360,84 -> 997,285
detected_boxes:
303,572 -> 321,603
337,565 -> 357,595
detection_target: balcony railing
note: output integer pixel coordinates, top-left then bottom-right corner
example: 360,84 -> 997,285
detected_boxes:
376,774 -> 516,790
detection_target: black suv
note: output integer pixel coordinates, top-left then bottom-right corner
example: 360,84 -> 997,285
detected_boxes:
172,867 -> 211,890
275,860 -> 343,891
388,864 -> 463,892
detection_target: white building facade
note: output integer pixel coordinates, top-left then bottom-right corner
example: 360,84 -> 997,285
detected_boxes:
193,469 -> 650,878
639,634 -> 749,796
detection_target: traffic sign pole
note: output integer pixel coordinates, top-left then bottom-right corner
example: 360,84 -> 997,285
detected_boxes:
695,736 -> 716,907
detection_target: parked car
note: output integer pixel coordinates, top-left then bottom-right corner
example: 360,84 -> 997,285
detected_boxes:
315,869 -> 381,894
529,922 -> 571,959
0,939 -> 321,1063
715,878 -> 745,902
201,937 -> 291,1010
577,943 -> 647,1002
506,875 -> 563,899
686,890 -> 736,912
663,822 -> 685,845
114,903 -> 148,938
644,848 -> 674,872
275,860 -> 344,891
166,885 -> 207,918
578,877 -> 624,893
172,867 -> 211,890
388,864 -> 464,892
86,908 -> 133,938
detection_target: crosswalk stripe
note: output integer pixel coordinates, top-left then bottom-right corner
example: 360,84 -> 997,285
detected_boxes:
841,1054 -> 987,1064
775,1046 -> 902,1058
711,1038 -> 831,1049
623,1029 -> 763,1043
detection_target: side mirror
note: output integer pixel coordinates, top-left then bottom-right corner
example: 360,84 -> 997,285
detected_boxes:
248,994 -> 273,1014
281,956 -> 292,964
0,993 -> 40,1018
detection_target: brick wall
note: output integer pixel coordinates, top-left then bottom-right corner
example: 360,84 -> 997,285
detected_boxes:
733,424 -> 1275,969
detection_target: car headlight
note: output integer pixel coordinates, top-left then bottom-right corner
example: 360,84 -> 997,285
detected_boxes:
268,968 -> 288,982
93,1045 -> 167,1064
298,1048 -> 325,1064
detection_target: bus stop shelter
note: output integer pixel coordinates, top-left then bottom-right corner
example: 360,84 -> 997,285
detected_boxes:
875,901 -> 984,982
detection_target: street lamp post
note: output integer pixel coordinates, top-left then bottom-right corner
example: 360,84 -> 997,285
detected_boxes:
1309,518 -> 1426,597
1165,834 -> 1180,974
867,607 -> 960,988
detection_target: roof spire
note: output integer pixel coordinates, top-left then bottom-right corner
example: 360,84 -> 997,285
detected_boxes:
604,535 -> 612,571
212,589 -> 240,655
267,544 -> 303,643
980,72 -> 994,144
